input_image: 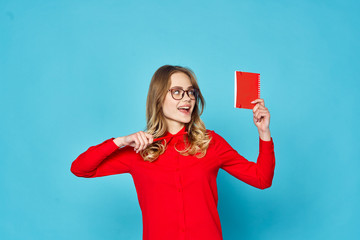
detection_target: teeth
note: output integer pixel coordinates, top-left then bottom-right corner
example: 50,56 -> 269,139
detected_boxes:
178,107 -> 190,110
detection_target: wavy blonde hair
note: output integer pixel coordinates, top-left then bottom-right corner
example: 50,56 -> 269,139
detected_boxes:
140,65 -> 212,162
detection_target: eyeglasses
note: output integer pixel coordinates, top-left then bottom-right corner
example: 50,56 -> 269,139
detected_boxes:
168,88 -> 198,100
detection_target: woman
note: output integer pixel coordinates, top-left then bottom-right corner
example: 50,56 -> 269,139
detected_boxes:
70,65 -> 275,240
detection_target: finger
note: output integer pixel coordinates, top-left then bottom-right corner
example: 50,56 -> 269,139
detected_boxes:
253,106 -> 262,118
253,108 -> 261,120
136,133 -> 145,152
255,109 -> 266,119
138,131 -> 148,150
126,135 -> 135,147
251,98 -> 261,104
254,110 -> 260,121
255,110 -> 269,121
133,137 -> 140,150
258,105 -> 267,111
144,132 -> 154,144
253,103 -> 265,113
253,103 -> 259,113
251,98 -> 265,107
255,106 -> 268,117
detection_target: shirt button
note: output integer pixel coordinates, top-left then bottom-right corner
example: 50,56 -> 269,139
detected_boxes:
178,188 -> 181,192
181,228 -> 185,232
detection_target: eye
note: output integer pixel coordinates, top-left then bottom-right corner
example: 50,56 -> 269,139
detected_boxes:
173,89 -> 181,95
189,89 -> 197,96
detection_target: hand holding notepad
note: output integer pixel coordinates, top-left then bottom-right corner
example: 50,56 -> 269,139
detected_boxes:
234,71 -> 271,135
234,71 -> 260,109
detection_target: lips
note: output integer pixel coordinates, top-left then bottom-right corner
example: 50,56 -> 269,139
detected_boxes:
178,105 -> 191,114
178,105 -> 191,109
178,108 -> 190,114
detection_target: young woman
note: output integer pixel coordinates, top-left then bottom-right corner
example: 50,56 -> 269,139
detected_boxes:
70,65 -> 275,240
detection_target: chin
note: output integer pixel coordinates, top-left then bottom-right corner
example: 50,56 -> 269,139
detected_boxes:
177,117 -> 191,124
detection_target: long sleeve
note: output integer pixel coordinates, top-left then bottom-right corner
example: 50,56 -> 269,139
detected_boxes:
70,138 -> 134,178
213,131 -> 276,189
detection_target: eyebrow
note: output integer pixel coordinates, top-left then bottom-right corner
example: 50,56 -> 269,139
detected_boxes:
171,86 -> 194,89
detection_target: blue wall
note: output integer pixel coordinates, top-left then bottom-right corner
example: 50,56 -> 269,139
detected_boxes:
1,0 -> 359,239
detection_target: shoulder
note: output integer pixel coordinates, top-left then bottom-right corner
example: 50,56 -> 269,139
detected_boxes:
206,129 -> 222,137
205,129 -> 235,147
205,129 -> 226,143
205,129 -> 215,138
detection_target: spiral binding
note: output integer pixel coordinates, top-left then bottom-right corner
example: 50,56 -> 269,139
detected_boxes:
258,74 -> 260,99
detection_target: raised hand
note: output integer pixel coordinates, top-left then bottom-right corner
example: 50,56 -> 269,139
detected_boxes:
251,98 -> 271,134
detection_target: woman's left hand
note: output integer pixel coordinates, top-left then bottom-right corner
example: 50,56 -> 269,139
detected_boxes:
251,98 -> 270,132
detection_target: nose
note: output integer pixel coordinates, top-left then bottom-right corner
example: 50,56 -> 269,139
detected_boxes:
183,91 -> 191,101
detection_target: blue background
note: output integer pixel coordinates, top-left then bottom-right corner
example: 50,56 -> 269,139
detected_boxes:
1,0 -> 359,239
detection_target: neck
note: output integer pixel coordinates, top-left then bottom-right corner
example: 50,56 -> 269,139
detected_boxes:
167,123 -> 185,135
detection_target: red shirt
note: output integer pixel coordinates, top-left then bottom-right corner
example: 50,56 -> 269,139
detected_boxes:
70,126 -> 276,240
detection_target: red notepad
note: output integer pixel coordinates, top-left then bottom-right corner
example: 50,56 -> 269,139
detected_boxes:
234,71 -> 260,109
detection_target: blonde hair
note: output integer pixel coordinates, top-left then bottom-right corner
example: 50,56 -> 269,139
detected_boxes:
140,65 -> 212,162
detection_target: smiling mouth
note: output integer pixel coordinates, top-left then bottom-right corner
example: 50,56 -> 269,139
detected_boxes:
178,107 -> 191,114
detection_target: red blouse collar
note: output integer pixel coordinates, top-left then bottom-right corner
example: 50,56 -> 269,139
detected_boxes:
164,125 -> 187,138
153,125 -> 188,143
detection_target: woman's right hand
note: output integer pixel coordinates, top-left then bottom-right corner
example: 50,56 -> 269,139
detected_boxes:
119,131 -> 154,153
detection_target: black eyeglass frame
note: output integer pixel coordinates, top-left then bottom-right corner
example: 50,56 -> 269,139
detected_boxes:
167,88 -> 198,100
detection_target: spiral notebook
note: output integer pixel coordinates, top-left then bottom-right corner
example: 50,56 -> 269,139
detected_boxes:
234,71 -> 260,109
